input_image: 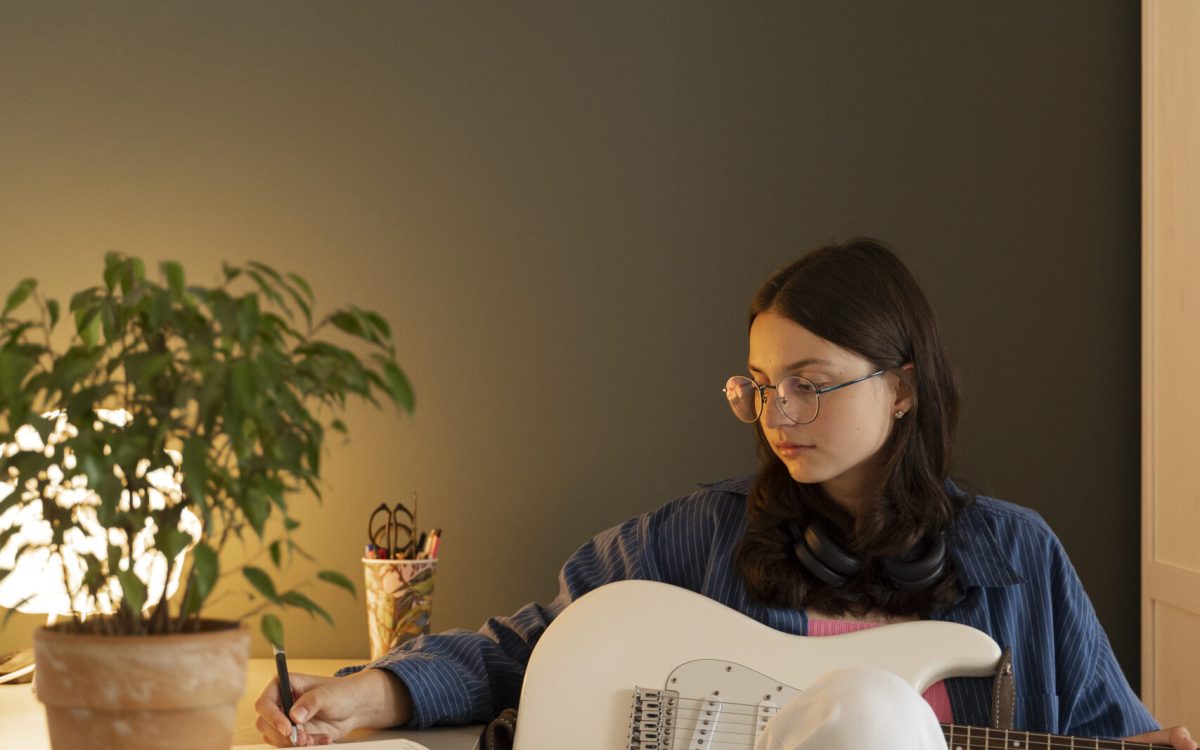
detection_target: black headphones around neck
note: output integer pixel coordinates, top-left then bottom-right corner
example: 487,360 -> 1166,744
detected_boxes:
788,520 -> 946,592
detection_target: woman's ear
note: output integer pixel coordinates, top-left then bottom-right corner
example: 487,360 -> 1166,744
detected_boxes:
893,363 -> 917,415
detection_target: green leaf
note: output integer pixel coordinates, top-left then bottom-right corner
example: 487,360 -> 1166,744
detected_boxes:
119,257 -> 146,294
107,543 -> 122,573
182,436 -> 209,508
74,307 -> 103,348
3,278 -> 37,316
154,526 -> 190,562
1,320 -> 36,347
243,565 -> 279,602
46,299 -> 60,329
328,310 -> 367,339
268,540 -> 282,568
93,475 -> 122,526
0,350 -> 35,398
245,268 -> 285,313
81,554 -> 105,595
379,358 -> 415,413
286,272 -> 313,303
99,299 -> 119,343
280,283 -> 312,327
317,569 -> 356,597
237,489 -> 270,537
279,590 -> 333,626
261,613 -> 284,649
103,252 -> 123,291
117,568 -> 148,613
229,360 -> 255,411
182,586 -> 202,617
191,542 -> 218,599
287,539 -> 316,563
364,310 -> 392,342
247,260 -> 284,284
234,295 -> 261,346
162,261 -> 185,297
123,351 -> 173,389
51,346 -> 103,391
28,413 -> 55,447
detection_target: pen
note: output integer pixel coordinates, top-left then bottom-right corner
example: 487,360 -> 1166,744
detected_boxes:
424,528 -> 442,559
272,644 -> 299,746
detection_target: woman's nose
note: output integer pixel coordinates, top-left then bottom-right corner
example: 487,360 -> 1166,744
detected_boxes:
759,392 -> 790,429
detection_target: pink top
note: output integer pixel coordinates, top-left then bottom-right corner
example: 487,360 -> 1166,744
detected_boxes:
807,618 -> 953,723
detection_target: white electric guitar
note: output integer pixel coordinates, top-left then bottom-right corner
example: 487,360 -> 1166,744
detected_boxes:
513,580 -> 1169,750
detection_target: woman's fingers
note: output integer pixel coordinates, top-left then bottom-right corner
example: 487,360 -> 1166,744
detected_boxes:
254,713 -> 296,747
254,677 -> 297,740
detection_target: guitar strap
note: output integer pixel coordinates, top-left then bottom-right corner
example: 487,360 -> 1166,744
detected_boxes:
480,706 -> 518,750
990,648 -> 1016,730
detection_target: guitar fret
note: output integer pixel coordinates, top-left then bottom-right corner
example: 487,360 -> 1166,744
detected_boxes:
937,724 -> 1171,750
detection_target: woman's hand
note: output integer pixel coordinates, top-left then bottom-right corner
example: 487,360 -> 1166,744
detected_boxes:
1124,725 -> 1196,750
254,668 -> 413,747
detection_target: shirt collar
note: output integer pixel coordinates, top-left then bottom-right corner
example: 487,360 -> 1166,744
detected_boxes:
946,491 -> 1026,589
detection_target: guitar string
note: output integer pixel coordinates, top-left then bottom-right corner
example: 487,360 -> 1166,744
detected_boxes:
641,696 -> 1166,750
667,717 -> 1167,750
640,725 -> 1167,750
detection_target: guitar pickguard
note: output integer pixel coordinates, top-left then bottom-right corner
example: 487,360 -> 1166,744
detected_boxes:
628,660 -> 800,750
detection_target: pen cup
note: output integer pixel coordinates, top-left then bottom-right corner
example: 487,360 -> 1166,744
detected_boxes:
362,557 -> 437,660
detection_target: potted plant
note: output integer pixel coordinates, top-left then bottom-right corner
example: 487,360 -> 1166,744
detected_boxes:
0,252 -> 413,749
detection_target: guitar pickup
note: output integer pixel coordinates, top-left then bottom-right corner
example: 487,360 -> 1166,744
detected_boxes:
685,693 -> 723,750
756,697 -> 781,738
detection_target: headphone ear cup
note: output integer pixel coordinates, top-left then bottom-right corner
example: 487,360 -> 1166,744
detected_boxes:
804,524 -> 862,577
882,533 -> 946,591
790,521 -> 862,587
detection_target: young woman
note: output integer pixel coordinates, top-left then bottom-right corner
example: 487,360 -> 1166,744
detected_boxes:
256,239 -> 1194,749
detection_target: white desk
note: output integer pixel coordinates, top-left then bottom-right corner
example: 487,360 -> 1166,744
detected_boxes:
0,658 -> 481,750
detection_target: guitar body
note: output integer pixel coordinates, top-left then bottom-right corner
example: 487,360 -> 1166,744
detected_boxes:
513,580 -> 1002,750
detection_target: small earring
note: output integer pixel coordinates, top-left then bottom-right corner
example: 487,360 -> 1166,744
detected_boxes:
894,410 -> 905,419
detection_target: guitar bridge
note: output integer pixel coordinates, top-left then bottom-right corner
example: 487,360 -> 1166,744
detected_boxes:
627,686 -> 679,749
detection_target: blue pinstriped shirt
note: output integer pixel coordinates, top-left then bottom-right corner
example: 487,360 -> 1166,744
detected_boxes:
340,476 -> 1158,738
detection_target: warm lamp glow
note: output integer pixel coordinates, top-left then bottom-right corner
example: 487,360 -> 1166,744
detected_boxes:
0,411 -> 201,618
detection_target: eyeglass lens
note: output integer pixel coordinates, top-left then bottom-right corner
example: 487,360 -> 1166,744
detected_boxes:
724,376 -> 819,425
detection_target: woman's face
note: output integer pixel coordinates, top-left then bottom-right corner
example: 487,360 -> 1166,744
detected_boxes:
747,310 -> 912,513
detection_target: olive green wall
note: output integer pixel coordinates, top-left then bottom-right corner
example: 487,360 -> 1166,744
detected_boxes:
0,2 -> 1142,687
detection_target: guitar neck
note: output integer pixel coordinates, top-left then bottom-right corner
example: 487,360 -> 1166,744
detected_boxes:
942,723 -> 1172,749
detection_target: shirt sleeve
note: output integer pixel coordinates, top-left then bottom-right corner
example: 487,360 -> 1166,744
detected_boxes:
336,511 -> 660,728
1046,532 -> 1158,739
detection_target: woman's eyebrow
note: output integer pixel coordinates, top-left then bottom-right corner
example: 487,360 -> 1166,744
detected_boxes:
747,358 -> 835,373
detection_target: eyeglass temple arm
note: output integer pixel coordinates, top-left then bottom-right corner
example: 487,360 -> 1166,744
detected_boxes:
815,369 -> 888,395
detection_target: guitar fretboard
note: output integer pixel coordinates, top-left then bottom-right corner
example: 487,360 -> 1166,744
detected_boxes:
941,723 -> 1172,750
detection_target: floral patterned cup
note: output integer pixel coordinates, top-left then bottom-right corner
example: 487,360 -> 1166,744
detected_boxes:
362,558 -> 437,660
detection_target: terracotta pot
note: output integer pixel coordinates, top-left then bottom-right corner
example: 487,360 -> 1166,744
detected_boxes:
33,620 -> 250,750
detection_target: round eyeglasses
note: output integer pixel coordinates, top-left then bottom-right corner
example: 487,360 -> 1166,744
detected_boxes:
722,369 -> 888,425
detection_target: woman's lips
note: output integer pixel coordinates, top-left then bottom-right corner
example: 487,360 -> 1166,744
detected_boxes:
773,442 -> 813,458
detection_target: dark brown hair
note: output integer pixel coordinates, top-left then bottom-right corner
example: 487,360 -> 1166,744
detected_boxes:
733,238 -> 967,617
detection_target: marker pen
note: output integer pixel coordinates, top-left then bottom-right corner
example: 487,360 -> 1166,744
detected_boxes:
272,644 -> 299,746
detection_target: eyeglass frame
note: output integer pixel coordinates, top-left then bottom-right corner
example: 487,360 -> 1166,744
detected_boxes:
723,368 -> 890,425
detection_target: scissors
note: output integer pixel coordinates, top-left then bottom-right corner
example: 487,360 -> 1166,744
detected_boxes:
368,498 -> 417,559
